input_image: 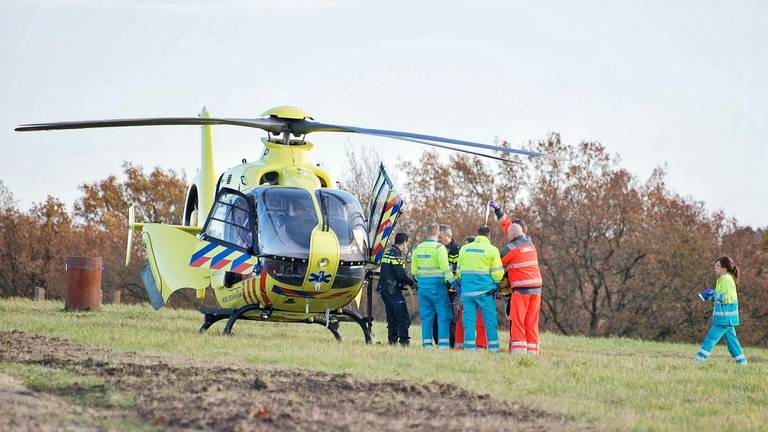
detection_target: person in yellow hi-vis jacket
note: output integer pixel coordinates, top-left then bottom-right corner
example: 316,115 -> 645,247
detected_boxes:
456,226 -> 505,352
695,256 -> 747,365
411,223 -> 457,349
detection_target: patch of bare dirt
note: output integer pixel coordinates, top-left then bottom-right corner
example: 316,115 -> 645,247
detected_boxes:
0,372 -> 103,432
0,330 -> 594,431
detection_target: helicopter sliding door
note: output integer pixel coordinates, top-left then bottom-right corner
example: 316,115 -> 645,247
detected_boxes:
367,164 -> 404,264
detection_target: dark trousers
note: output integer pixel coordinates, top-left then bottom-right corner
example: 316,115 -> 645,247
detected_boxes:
380,287 -> 411,345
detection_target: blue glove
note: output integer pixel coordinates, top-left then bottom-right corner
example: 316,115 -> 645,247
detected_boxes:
450,279 -> 461,296
698,288 -> 715,301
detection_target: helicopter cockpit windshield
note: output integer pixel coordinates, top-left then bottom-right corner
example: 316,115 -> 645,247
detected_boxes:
253,187 -> 318,259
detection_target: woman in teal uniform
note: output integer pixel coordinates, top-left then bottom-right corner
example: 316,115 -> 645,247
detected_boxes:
695,256 -> 747,365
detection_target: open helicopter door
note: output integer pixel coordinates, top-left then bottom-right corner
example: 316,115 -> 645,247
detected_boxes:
126,207 -> 210,310
188,188 -> 261,275
367,164 -> 404,265
359,164 -> 404,321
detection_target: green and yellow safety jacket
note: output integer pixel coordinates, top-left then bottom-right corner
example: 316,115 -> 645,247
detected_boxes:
410,239 -> 455,289
710,272 -> 739,326
456,236 -> 504,296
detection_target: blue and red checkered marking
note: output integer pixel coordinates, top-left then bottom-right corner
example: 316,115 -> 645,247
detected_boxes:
190,242 -> 218,267
210,248 -> 236,270
230,253 -> 253,273
189,241 -> 258,274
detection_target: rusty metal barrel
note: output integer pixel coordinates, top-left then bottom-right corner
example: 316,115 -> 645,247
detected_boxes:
65,256 -> 103,312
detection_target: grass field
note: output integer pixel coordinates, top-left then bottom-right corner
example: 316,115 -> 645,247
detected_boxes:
1,298 -> 766,431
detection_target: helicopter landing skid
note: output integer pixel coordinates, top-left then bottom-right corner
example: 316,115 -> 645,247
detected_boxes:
197,306 -> 372,344
337,308 -> 373,344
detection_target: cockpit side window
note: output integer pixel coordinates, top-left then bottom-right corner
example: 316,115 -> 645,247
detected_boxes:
315,189 -> 368,262
202,189 -> 257,253
252,187 -> 319,259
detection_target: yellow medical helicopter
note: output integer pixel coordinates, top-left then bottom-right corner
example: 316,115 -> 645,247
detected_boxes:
16,106 -> 541,342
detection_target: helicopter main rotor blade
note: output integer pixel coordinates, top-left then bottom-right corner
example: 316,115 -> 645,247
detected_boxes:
15,113 -> 541,161
374,134 -> 522,164
291,120 -> 544,158
15,117 -> 286,133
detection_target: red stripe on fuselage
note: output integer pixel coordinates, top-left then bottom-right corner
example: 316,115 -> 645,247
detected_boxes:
232,262 -> 252,273
190,256 -> 210,267
260,271 -> 271,306
211,259 -> 231,270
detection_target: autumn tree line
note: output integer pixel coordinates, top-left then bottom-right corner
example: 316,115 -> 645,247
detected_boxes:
1,136 -> 766,345
0,163 -> 187,304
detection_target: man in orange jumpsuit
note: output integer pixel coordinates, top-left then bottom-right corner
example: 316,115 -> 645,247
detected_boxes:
489,200 -> 543,355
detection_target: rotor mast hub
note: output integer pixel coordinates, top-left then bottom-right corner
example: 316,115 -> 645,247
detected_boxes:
262,106 -> 314,145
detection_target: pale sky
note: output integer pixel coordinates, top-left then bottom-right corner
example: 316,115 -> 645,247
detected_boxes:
1,0 -> 766,227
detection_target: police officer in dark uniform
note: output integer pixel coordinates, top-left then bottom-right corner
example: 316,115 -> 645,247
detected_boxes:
377,233 -> 415,345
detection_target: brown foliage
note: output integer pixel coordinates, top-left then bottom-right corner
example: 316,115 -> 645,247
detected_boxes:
0,165 -> 187,303
398,151 -> 505,244
25,197 -> 75,299
0,183 -> 31,298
